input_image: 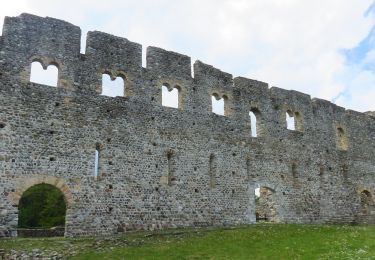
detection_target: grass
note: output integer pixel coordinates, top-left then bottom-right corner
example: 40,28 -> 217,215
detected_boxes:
1,224 -> 375,259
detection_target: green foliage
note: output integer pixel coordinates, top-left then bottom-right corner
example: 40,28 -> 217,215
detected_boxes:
18,184 -> 66,228
2,224 -> 375,259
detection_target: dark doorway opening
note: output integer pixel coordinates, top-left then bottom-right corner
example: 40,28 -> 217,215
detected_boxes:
18,183 -> 66,237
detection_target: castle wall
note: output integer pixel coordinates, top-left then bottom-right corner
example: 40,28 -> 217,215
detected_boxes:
0,13 -> 374,237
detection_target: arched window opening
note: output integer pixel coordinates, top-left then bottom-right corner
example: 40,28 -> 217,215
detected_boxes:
101,73 -> 125,97
94,143 -> 101,180
209,154 -> 216,189
30,61 -> 58,87
292,162 -> 298,178
336,127 -> 348,151
162,84 -> 179,108
286,110 -> 295,130
360,190 -> 373,214
167,150 -> 176,186
249,111 -> 257,137
255,186 -> 278,222
211,94 -> 225,116
286,110 -> 304,132
18,183 -> 66,236
249,108 -> 263,137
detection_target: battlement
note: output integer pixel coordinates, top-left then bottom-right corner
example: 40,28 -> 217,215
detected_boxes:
0,13 -> 375,237
0,14 -> 372,129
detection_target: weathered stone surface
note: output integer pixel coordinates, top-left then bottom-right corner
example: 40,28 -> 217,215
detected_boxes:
0,13 -> 374,237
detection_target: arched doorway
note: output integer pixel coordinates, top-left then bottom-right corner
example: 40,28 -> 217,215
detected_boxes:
18,183 -> 67,236
255,186 -> 278,222
360,190 -> 374,214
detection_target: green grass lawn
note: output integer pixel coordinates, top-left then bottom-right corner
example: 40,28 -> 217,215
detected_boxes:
1,224 -> 375,259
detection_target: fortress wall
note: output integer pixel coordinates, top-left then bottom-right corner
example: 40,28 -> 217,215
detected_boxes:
0,13 -> 81,90
0,13 -> 374,236
82,31 -> 142,95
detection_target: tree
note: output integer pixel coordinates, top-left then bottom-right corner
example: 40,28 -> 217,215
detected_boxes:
18,183 -> 66,228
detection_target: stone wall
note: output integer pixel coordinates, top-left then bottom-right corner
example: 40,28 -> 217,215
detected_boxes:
0,13 -> 374,237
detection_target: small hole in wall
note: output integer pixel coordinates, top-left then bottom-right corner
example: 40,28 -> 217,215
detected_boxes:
155,164 -> 158,168
232,189 -> 235,194
194,167 -> 197,171
55,102 -> 60,107
232,153 -> 237,157
11,158 -> 15,162
108,207 -> 113,213
193,87 -> 196,92
328,166 -> 332,171
49,130 -> 55,135
108,184 -> 113,189
151,117 -> 155,121
155,187 -> 159,192
232,171 -> 235,176
281,174 -> 285,180
49,157 -> 55,161
282,192 -> 286,195
107,138 -> 111,143
195,188 -> 199,193
152,142 -> 157,146
192,122 -> 196,126
151,97 -> 155,101
0,123 -> 6,129
156,207 -> 160,211
11,189 -> 15,192
108,161 -> 113,165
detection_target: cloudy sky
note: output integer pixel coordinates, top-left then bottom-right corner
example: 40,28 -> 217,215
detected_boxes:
1,0 -> 375,112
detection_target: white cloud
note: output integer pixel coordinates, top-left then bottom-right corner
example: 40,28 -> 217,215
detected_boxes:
0,0 -> 374,111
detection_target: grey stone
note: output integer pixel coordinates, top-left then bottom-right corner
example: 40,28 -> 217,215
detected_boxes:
0,13 -> 374,237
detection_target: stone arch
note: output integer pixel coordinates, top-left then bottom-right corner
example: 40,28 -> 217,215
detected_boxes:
336,125 -> 348,151
254,182 -> 278,223
98,69 -> 128,97
211,92 -> 229,116
29,56 -> 61,87
153,78 -> 186,109
359,189 -> 374,214
249,107 -> 265,137
8,176 -> 73,208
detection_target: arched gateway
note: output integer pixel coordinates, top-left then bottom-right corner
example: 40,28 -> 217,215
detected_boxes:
8,176 -> 73,237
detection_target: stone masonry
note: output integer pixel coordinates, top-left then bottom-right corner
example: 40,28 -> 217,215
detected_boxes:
0,13 -> 375,237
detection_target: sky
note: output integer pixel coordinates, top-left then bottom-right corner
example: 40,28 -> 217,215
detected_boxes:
1,0 -> 375,112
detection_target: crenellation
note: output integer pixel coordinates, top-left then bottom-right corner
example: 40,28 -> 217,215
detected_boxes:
146,46 -> 191,80
81,31 -> 142,96
0,13 -> 375,237
1,13 -> 81,90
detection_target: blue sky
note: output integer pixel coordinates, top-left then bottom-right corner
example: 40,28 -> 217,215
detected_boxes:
1,0 -> 375,112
